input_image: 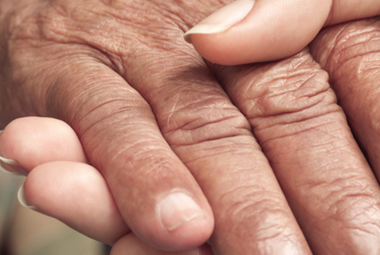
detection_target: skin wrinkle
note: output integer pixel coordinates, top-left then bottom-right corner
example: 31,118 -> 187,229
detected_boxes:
138,59 -> 218,93
334,45 -> 380,77
169,113 -> 245,134
330,199 -> 380,238
204,23 -> 380,251
216,193 -> 297,254
189,137 -> 257,154
77,98 -> 151,137
109,145 -> 181,182
87,118 -> 164,158
223,54 -> 333,121
160,87 -> 226,113
33,0 -> 189,77
315,179 -> 376,215
253,108 -> 343,149
369,98 -> 380,133
157,84 -> 252,145
149,0 -> 228,33
10,0 -> 380,253
231,206 -> 290,241
252,75 -> 330,114
333,51 -> 380,86
258,73 -> 321,100
297,181 -> 380,232
322,20 -> 380,76
357,58 -> 380,76
226,195 -> 285,222
173,137 -> 263,168
51,86 -> 147,133
81,117 -> 162,167
166,93 -> 183,130
165,117 -> 252,147
310,20 -> 380,176
180,147 -> 261,169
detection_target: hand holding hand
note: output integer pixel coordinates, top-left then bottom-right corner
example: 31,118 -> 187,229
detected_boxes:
2,0 -> 380,254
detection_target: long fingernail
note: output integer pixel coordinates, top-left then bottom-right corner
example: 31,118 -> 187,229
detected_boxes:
18,183 -> 37,210
0,155 -> 28,175
184,0 -> 255,43
159,192 -> 204,231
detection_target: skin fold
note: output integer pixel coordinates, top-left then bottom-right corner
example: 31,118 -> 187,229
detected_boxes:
1,0 -> 380,254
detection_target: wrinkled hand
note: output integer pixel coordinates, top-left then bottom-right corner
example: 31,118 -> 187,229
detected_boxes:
2,0 -> 380,254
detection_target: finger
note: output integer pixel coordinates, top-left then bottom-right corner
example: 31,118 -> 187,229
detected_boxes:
41,2 -> 313,253
132,64 -> 311,254
0,117 -> 86,174
111,234 -> 213,255
209,49 -> 380,254
10,2 -> 215,248
47,62 -> 214,250
0,117 -> 129,244
310,19 -> 380,184
22,161 -> 128,245
109,11 -> 312,255
185,0 -> 380,65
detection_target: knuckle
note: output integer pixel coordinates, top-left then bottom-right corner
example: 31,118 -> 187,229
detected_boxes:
230,50 -> 344,146
324,18 -> 380,78
319,18 -> 380,136
160,91 -> 252,146
309,175 -> 380,231
297,176 -> 380,253
80,98 -> 175,179
328,190 -> 380,248
236,50 -> 336,121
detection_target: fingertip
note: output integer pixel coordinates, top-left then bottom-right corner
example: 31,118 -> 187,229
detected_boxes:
188,0 -> 331,65
0,117 -> 86,171
23,161 -> 129,245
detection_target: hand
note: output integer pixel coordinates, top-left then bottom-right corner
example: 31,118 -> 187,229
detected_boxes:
1,0 -> 380,255
1,117 -> 213,255
187,0 -> 380,65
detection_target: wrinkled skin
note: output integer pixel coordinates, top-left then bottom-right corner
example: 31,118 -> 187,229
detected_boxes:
1,0 -> 380,254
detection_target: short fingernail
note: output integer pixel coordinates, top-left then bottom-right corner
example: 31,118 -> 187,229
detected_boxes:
184,0 -> 255,43
18,183 -> 37,210
159,192 -> 204,231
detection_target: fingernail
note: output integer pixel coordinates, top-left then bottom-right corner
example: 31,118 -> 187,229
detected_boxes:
18,183 -> 37,210
159,192 -> 204,231
0,155 -> 28,175
184,0 -> 255,43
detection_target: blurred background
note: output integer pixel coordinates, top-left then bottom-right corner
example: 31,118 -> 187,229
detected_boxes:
0,170 -> 109,255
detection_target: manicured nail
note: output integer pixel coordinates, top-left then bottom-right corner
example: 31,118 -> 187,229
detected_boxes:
159,192 -> 204,231
18,183 -> 37,210
0,155 -> 28,175
184,0 -> 255,43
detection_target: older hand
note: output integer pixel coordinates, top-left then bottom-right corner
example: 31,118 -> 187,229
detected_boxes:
1,0 -> 380,255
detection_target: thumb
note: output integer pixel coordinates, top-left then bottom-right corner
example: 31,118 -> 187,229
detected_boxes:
184,0 -> 380,65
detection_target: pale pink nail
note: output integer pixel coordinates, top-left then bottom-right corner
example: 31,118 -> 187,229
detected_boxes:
184,0 -> 255,43
159,192 -> 204,231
